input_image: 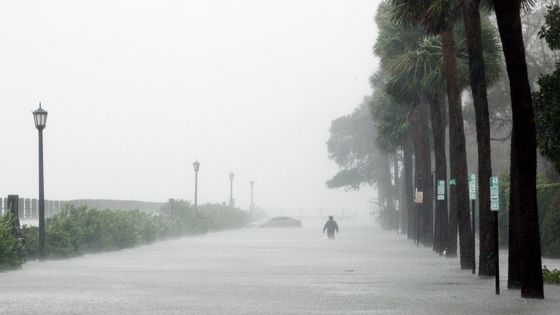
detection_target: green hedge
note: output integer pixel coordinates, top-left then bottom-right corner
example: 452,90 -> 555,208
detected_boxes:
23,207 -> 172,259
0,214 -> 25,270
543,266 -> 560,284
498,174 -> 560,257
0,200 -> 253,267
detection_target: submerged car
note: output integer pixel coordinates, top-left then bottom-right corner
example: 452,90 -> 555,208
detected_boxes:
260,216 -> 302,228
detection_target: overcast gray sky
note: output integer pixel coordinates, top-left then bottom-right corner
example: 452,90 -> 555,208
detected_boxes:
0,0 -> 381,217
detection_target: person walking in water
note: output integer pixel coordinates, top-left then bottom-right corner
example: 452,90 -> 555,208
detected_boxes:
323,216 -> 339,239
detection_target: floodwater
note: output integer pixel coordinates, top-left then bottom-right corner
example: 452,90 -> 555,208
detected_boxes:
1,219 -> 559,314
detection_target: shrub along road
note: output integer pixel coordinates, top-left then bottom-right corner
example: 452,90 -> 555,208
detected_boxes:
0,220 -> 559,314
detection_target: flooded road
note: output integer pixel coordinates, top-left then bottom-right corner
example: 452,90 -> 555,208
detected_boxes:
1,219 -> 559,314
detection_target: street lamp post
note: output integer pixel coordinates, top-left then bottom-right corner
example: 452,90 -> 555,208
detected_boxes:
33,103 -> 48,258
229,172 -> 234,207
193,160 -> 200,207
250,180 -> 254,211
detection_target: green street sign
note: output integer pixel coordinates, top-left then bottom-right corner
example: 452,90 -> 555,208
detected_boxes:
449,179 -> 457,185
490,176 -> 499,211
437,180 -> 445,200
468,174 -> 476,200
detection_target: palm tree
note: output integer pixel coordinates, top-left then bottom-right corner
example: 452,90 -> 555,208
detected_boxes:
374,34 -> 434,246
371,73 -> 412,232
389,0 -> 473,267
461,0 -> 502,277
375,2 -> 501,252
492,0 -> 544,299
428,92 -> 449,253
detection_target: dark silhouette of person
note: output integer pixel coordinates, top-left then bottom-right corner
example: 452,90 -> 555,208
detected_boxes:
323,216 -> 339,239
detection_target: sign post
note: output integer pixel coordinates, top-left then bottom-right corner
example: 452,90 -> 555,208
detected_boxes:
415,191 -> 424,204
468,174 -> 476,274
437,180 -> 445,201
415,190 -> 423,247
490,177 -> 499,211
490,176 -> 500,295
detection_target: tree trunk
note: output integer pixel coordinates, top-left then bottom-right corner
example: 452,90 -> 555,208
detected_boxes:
404,140 -> 415,240
462,0 -> 495,276
411,103 -> 433,246
441,24 -> 473,269
394,153 -> 400,231
493,0 -> 544,299
508,129 -> 521,289
429,93 -> 449,254
378,153 -> 395,229
447,128 -> 458,257
400,148 -> 408,236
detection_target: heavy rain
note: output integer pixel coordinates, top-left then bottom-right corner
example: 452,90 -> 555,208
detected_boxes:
1,0 -> 560,314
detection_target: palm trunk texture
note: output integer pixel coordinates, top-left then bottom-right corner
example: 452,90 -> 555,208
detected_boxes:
441,25 -> 474,269
411,104 -> 433,246
404,140 -> 415,240
461,0 -> 495,276
400,149 -> 408,235
394,153 -> 401,231
379,153 -> 395,229
429,93 -> 449,254
493,0 -> 544,299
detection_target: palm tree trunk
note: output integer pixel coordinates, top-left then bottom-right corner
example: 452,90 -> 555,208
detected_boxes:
429,92 -> 449,254
378,153 -> 395,229
447,133 -> 458,257
399,148 -> 408,235
404,140 -> 415,239
441,25 -> 474,269
411,103 -> 433,246
508,129 -> 521,289
461,0 -> 495,276
493,0 -> 543,299
394,153 -> 400,231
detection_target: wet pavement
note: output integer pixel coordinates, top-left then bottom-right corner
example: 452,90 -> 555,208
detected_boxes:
1,219 -> 559,314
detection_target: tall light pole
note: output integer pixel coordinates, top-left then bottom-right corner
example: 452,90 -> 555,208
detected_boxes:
193,160 -> 200,207
229,172 -> 235,207
33,103 -> 48,258
250,180 -> 255,211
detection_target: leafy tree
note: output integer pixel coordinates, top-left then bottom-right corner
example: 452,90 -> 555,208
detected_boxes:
539,3 -> 560,51
326,98 -> 397,228
534,69 -> 560,171
326,98 -> 379,190
535,4 -> 560,173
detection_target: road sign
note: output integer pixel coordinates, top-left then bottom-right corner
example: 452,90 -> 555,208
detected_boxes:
468,174 -> 476,200
437,180 -> 445,200
490,176 -> 499,211
415,191 -> 424,204
449,179 -> 457,185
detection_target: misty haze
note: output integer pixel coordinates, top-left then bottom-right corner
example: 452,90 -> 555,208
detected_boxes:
1,0 -> 560,314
